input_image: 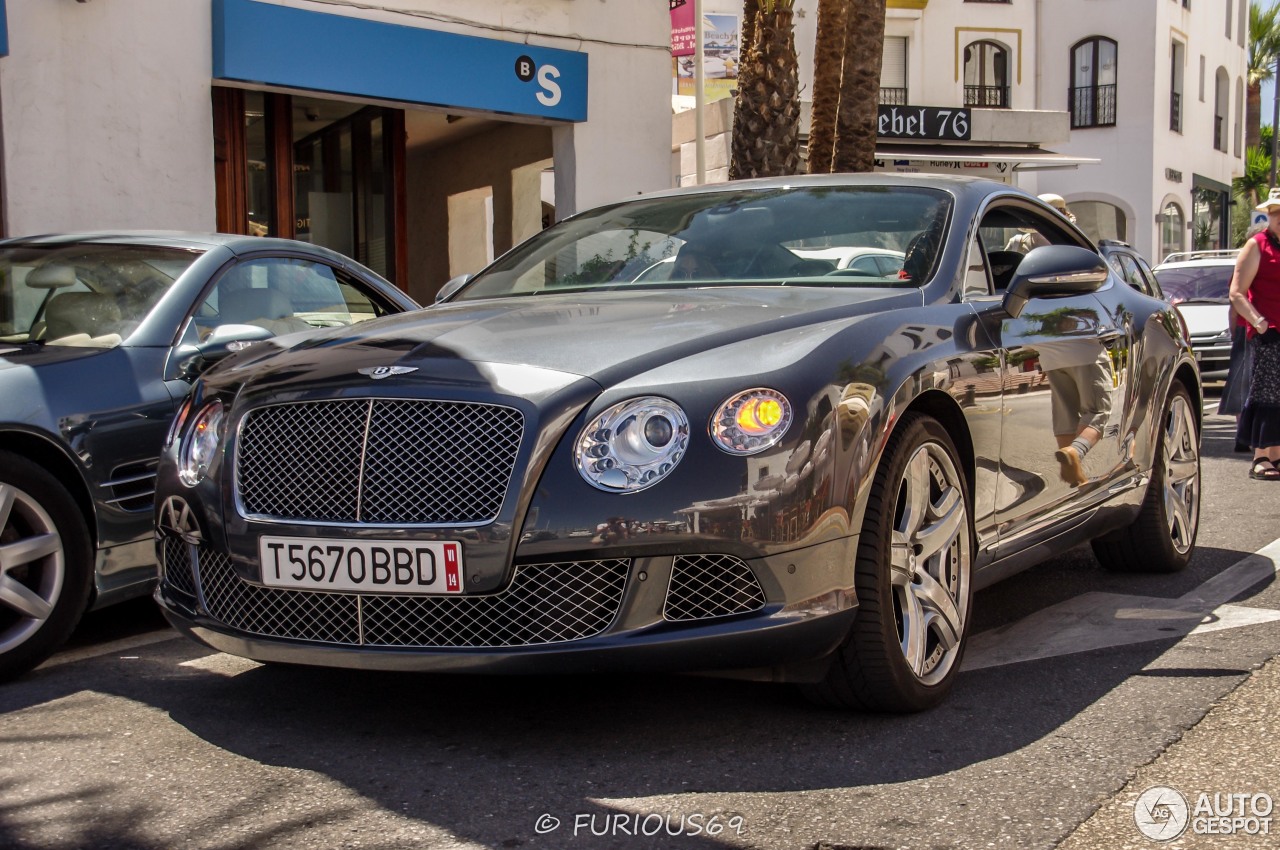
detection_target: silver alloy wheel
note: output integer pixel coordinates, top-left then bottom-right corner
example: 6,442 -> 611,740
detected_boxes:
1162,393 -> 1200,555
0,482 -> 66,653
889,442 -> 971,686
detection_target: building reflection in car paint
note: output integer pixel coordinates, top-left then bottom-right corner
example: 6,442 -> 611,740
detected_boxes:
988,295 -> 1129,546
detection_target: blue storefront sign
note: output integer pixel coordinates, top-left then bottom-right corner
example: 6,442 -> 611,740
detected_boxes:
0,1 -> 8,58
212,0 -> 587,122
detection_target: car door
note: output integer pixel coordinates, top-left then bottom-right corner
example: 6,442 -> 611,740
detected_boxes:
965,202 -> 1131,554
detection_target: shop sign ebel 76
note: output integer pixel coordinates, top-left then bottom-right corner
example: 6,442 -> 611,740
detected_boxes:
877,105 -> 972,141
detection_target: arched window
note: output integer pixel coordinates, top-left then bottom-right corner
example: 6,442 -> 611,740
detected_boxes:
964,41 -> 1010,108
1160,202 -> 1185,261
1069,200 -> 1127,243
1214,67 -> 1230,152
1070,37 -> 1117,128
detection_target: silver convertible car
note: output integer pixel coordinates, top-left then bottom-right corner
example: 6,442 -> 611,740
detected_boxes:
154,175 -> 1202,711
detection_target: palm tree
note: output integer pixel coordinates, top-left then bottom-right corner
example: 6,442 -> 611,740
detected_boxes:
730,0 -> 803,179
807,0 -> 849,174
1235,145 -> 1272,207
1246,2 -> 1280,153
831,0 -> 886,172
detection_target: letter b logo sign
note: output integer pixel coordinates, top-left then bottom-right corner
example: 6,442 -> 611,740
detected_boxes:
515,55 -> 536,82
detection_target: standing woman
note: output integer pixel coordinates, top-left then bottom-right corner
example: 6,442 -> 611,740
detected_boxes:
1229,193 -> 1280,479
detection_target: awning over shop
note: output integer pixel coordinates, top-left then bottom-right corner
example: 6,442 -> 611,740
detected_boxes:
874,143 -> 1100,176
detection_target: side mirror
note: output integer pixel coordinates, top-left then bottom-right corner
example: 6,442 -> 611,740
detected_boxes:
435,273 -> 472,303
1002,245 -> 1110,318
175,324 -> 274,380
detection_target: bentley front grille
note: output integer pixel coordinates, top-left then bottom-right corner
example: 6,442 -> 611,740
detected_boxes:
193,547 -> 629,648
663,554 -> 766,622
236,399 -> 524,525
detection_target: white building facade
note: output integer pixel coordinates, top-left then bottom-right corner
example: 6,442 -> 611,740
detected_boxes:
0,0 -> 672,302
678,0 -> 1246,264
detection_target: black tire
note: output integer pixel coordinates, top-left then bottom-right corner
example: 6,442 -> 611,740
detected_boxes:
803,413 -> 974,712
0,451 -> 93,681
1091,380 -> 1200,573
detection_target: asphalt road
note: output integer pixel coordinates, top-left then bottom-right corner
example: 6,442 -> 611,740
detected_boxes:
2,392 -> 1278,850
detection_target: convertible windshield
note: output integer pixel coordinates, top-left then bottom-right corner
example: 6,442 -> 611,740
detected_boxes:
455,185 -> 952,300
0,244 -> 201,347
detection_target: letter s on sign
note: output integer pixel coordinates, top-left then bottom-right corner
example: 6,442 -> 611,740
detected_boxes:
537,64 -> 562,107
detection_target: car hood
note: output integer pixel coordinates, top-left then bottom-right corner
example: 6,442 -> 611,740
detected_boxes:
1174,302 -> 1230,337
213,287 -> 922,393
0,342 -> 111,372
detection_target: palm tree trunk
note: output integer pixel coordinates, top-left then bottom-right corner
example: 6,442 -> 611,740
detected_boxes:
832,0 -> 886,173
1248,80 -> 1263,153
730,2 -> 803,179
807,0 -> 849,174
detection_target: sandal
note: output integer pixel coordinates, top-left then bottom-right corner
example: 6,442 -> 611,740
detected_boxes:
1249,458 -> 1280,480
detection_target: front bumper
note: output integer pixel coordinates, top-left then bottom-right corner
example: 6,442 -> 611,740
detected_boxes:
155,535 -> 858,681
1189,337 -> 1232,381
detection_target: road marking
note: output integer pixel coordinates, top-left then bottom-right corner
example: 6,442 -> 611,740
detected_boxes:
964,538 -> 1280,671
37,629 -> 178,670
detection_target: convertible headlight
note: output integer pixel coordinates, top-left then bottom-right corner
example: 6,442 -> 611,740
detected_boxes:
575,397 -> 689,492
711,388 -> 793,455
178,399 -> 226,487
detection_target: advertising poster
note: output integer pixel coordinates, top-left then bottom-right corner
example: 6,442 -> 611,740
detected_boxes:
671,11 -> 739,103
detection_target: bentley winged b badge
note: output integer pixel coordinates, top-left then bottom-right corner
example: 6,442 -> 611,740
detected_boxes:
358,366 -> 418,380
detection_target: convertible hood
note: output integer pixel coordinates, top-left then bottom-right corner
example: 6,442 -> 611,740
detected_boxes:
0,343 -> 109,372
219,287 -> 921,390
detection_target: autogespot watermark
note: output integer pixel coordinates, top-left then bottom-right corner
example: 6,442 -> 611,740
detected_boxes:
534,811 -> 746,839
1134,785 -> 1274,841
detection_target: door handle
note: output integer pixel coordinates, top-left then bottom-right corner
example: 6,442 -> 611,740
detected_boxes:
1096,327 -> 1125,344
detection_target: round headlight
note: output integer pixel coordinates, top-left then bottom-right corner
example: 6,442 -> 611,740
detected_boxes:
575,397 -> 689,492
178,399 -> 226,487
711,388 -> 793,455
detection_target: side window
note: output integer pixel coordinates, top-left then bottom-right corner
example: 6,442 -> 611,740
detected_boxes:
1110,253 -> 1145,292
195,257 -> 392,340
976,204 -> 1076,293
1135,257 -> 1162,299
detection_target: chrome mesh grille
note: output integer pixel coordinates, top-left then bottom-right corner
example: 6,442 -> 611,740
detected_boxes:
161,536 -> 198,599
197,548 -> 362,644
236,399 -> 524,525
663,554 -> 766,622
193,546 -> 628,648
361,561 -> 629,647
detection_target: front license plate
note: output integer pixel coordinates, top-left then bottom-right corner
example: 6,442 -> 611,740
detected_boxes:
258,536 -> 464,594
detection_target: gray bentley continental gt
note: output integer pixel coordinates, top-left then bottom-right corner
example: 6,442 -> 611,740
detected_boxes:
155,175 -> 1202,711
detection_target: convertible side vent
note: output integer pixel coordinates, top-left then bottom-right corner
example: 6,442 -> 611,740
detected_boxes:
663,554 -> 766,622
105,460 -> 159,513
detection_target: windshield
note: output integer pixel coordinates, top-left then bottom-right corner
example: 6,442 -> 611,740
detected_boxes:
1154,265 -> 1233,304
0,244 -> 201,348
454,185 -> 952,300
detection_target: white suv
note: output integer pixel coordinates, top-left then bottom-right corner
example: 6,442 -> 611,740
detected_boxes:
1152,249 -> 1237,380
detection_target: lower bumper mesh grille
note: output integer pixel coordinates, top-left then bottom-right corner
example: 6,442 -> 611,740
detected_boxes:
663,554 -> 766,622
186,546 -> 629,648
161,537 -> 198,599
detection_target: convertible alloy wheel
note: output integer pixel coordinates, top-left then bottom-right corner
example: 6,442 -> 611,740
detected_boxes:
1092,380 -> 1199,573
805,413 -> 974,712
0,451 -> 92,680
